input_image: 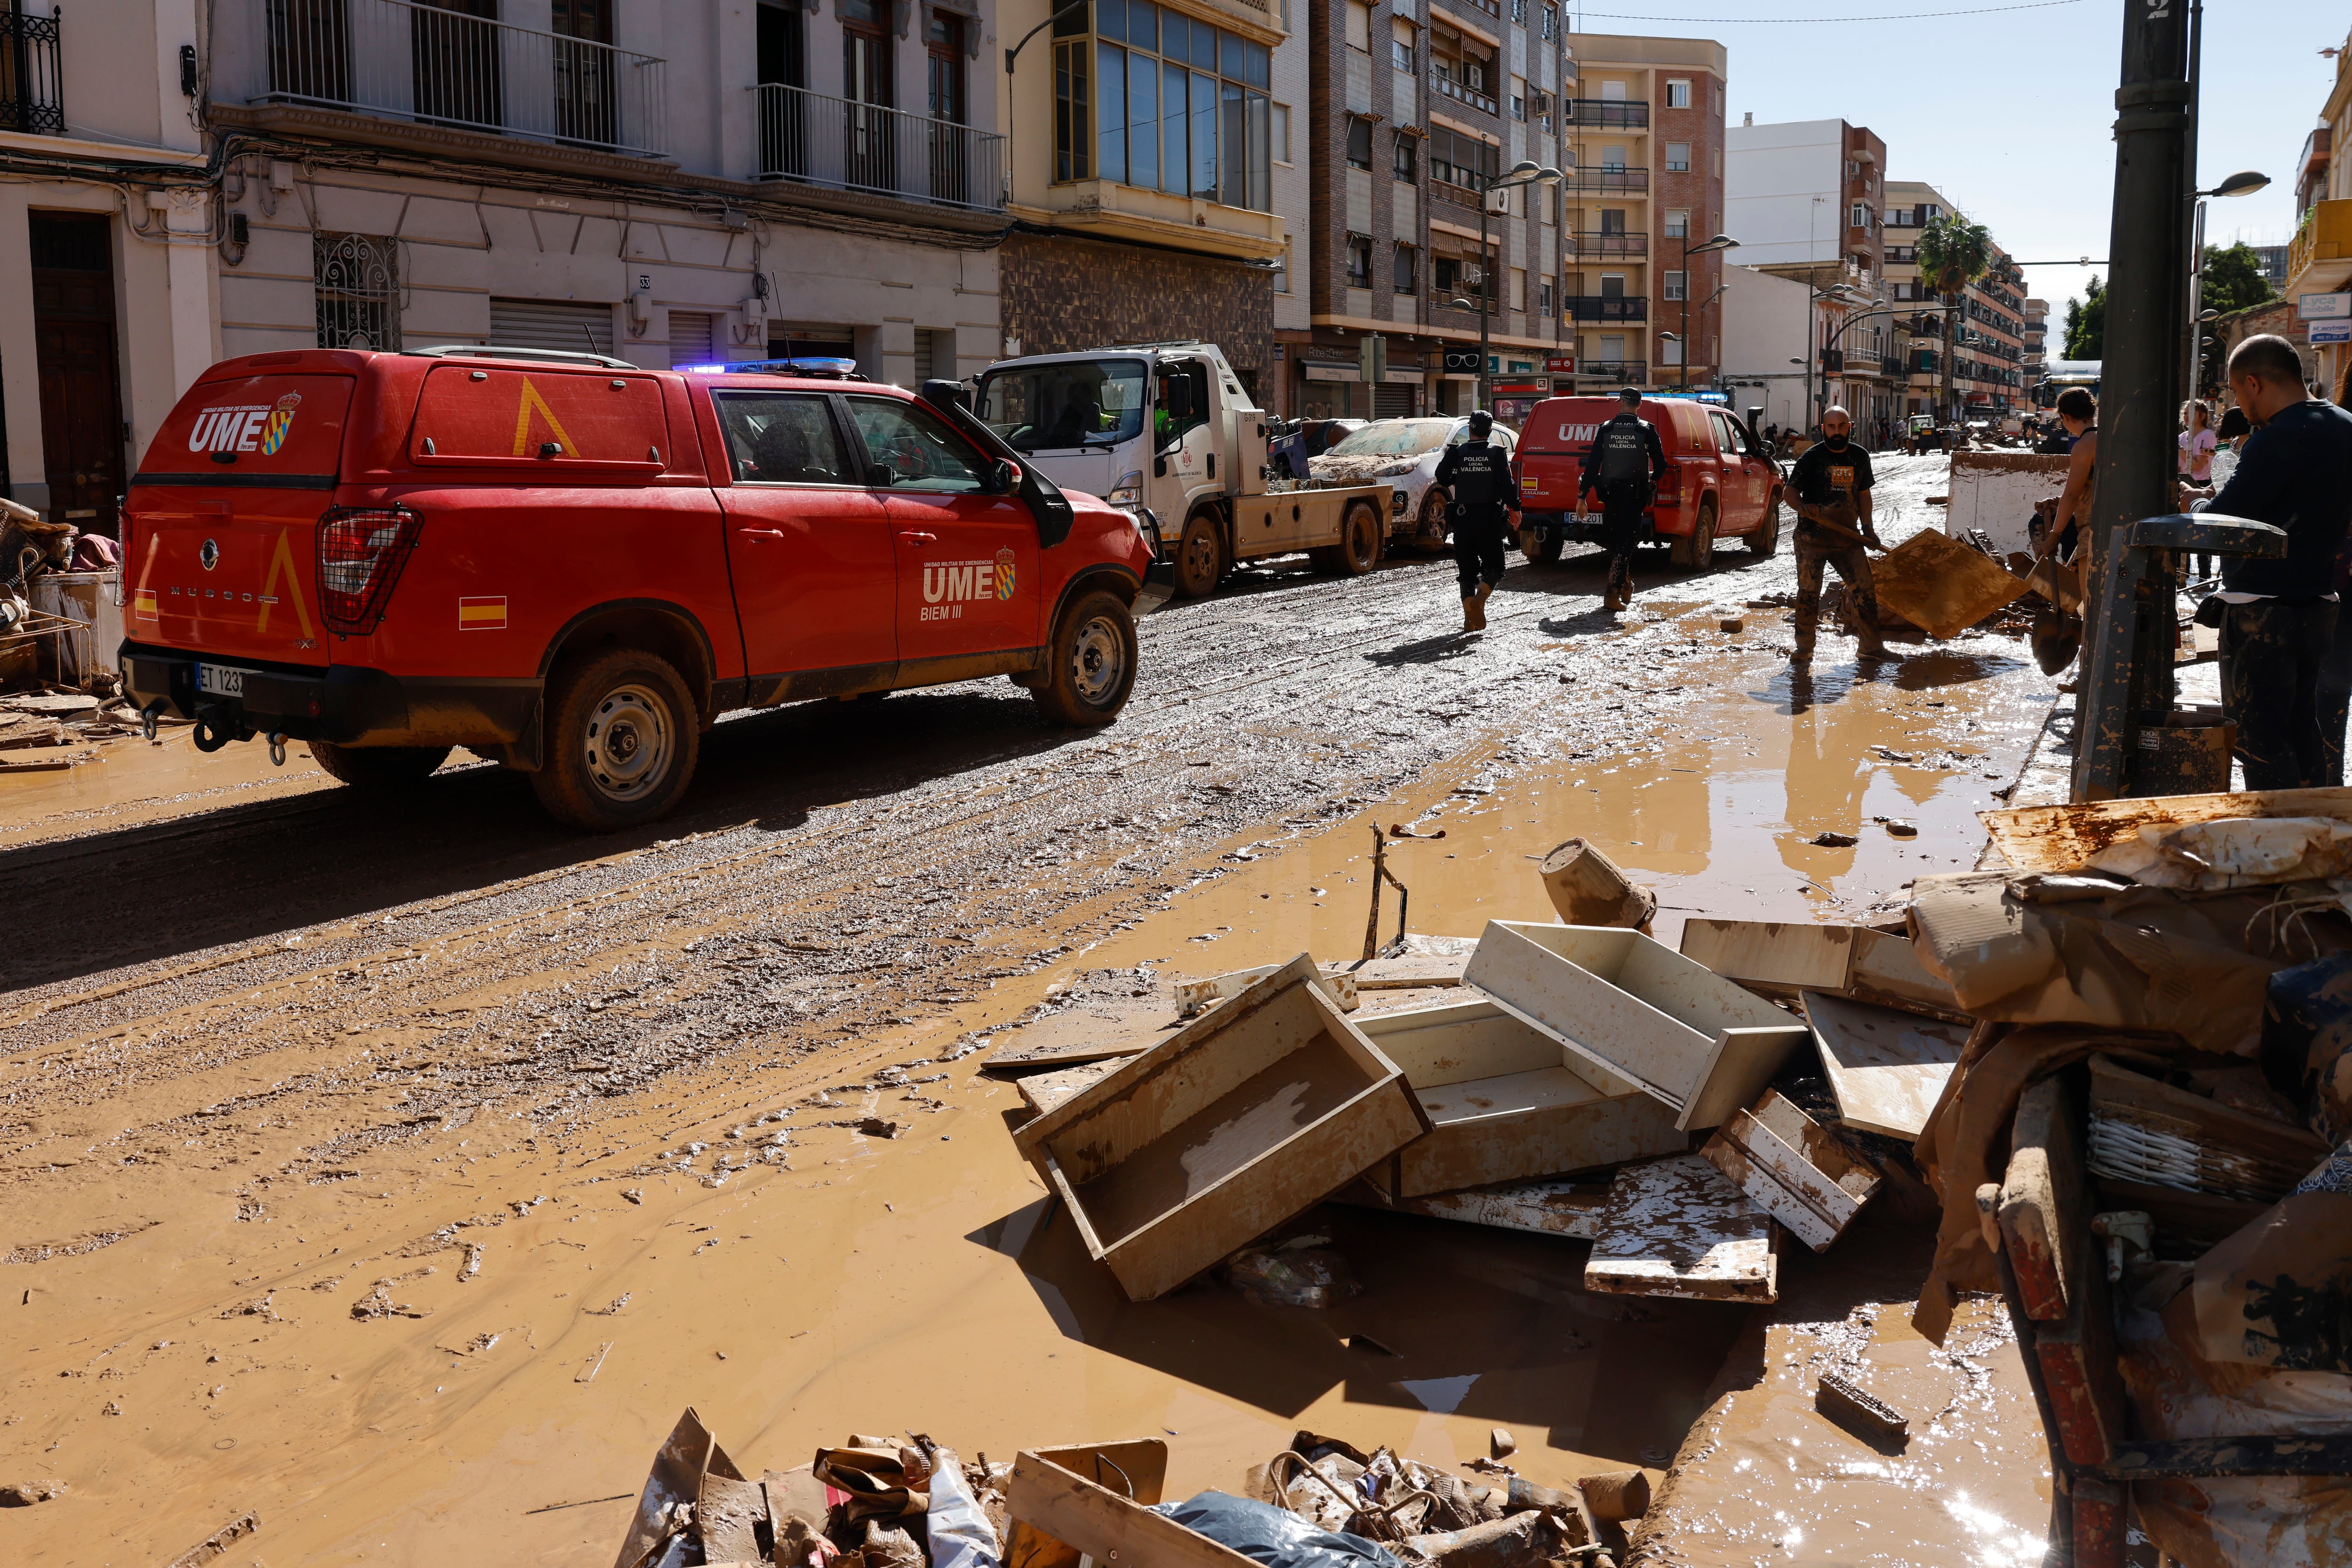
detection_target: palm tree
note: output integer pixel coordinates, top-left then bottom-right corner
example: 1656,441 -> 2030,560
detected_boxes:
1914,213 -> 1992,425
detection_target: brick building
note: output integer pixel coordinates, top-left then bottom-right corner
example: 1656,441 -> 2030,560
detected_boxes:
995,0 -> 1308,408
1883,181 -> 2026,418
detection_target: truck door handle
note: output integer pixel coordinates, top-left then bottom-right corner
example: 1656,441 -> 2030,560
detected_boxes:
740,528 -> 789,540
897,531 -> 938,546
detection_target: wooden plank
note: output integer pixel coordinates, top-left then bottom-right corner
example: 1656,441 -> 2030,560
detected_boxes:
2068,1478 -> 2126,1568
1348,953 -> 1469,989
1980,784 -> 2352,875
1844,929 -> 1967,1020
1677,1025 -> 1814,1132
1462,924 -> 1691,1104
1699,1093 -> 1878,1252
163,1512 -> 261,1568
1014,1059 -> 1125,1116
1868,527 -> 2028,640
1334,1174 -> 1612,1238
1998,1076 -> 2079,1322
1583,1154 -> 1778,1303
697,1474 -> 770,1564
2023,1149 -> 2127,1469
1017,955 -> 1431,1302
1176,963 -> 1358,1017
1677,918 -> 1856,998
2098,1434 -> 2352,1479
1802,992 -> 1969,1141
1007,1448 -> 1255,1568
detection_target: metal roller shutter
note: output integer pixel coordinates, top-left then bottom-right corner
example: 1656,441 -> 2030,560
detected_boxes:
668,311 -> 715,368
1372,383 -> 1415,419
488,298 -> 616,358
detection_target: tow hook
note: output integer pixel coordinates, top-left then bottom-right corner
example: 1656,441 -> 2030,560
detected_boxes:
268,732 -> 288,768
191,706 -> 233,754
140,700 -> 164,742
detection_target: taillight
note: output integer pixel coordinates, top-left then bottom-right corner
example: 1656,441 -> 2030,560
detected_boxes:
316,505 -> 422,636
1655,462 -> 1680,503
113,513 -> 133,607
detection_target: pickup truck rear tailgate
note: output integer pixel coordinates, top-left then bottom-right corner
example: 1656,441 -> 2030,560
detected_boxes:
126,373 -> 353,668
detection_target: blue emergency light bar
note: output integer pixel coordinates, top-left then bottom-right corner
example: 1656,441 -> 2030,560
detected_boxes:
676,357 -> 862,379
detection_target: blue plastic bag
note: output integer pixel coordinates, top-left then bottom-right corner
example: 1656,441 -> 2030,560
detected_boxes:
1150,1491 -> 1402,1568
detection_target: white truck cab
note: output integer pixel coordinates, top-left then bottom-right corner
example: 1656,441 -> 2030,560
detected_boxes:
976,341 -> 1389,598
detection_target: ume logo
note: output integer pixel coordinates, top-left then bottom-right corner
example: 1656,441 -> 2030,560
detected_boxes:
919,550 -> 1016,621
1554,422 -> 1603,443
189,393 -> 301,456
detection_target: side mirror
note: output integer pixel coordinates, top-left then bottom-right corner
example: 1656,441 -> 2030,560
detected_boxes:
866,462 -> 896,487
1163,380 -> 1194,421
987,458 -> 1017,493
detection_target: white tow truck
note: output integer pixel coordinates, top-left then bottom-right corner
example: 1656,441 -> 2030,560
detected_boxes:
974,341 -> 1391,598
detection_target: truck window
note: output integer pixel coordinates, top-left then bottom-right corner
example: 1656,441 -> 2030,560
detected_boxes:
714,392 -> 854,484
1155,360 -> 1211,451
846,397 -> 990,492
977,358 -> 1147,451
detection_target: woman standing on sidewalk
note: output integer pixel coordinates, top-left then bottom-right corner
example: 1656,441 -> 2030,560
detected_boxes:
2180,399 -> 2217,579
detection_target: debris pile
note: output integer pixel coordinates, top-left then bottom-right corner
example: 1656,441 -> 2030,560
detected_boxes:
1,498 -> 124,699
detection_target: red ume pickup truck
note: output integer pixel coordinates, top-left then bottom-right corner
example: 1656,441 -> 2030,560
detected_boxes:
121,347 -> 1156,830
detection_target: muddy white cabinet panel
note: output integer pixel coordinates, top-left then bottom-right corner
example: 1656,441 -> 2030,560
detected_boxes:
1355,996 -> 1686,1197
1584,1154 -> 1779,1303
1011,954 -> 1429,1302
1463,921 -> 1810,1130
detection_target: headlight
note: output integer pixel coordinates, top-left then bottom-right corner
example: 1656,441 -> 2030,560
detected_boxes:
1377,461 -> 1416,477
1104,469 -> 1144,506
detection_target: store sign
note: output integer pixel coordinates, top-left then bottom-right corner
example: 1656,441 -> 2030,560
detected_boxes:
2312,319 -> 2352,345
1441,348 -> 1483,373
1544,355 -> 1577,373
2299,292 -> 2352,321
1493,380 -> 1549,397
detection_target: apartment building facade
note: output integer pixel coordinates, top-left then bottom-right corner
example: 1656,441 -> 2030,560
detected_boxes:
2022,296 -> 2048,386
0,0 -> 216,527
1724,116 -> 1897,438
2287,40 -> 2352,396
994,0 -> 1306,407
1883,182 -> 2025,418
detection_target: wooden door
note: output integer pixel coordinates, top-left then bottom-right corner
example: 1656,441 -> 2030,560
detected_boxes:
35,317 -> 124,530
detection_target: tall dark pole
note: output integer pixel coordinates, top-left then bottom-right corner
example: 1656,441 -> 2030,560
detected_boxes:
2072,0 -> 2196,802
1678,234 -> 1692,391
1478,193 -> 1492,412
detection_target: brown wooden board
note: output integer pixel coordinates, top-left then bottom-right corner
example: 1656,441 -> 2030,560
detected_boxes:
1678,918 -> 1857,999
1979,784 -> 2352,874
1015,1060 -> 1123,1116
1699,1091 -> 1879,1252
1007,1444 -> 1254,1568
1868,527 -> 2029,640
1801,991 -> 1970,1141
1333,1174 -> 1612,1239
1012,954 -> 1430,1301
1997,1075 -> 2080,1323
1583,1154 -> 1778,1303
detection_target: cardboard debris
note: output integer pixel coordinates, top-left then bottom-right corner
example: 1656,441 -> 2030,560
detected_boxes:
1336,1173 -> 1611,1239
1699,1090 -> 1880,1251
1538,838 -> 1657,930
1978,783 -> 2352,876
1801,991 -> 1970,1141
1680,918 -> 1964,1019
1464,921 -> 1810,1131
1177,963 -> 1360,1018
1583,1155 -> 1778,1303
615,1408 -> 750,1568
1011,954 -> 1429,1301
1867,527 -> 2028,639
1353,995 -> 1685,1198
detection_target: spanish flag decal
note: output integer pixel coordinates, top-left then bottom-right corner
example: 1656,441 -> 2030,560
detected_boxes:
459,595 -> 508,630
134,588 -> 158,619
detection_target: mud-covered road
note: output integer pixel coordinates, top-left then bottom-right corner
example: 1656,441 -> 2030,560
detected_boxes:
0,453 -> 2060,1566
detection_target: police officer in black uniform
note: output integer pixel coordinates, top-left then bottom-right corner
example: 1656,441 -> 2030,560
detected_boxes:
1579,387 -> 1668,613
1432,410 -> 1520,633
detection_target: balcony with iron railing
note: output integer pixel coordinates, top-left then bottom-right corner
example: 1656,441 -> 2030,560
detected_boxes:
255,0 -> 667,153
1565,230 -> 1646,257
2289,198 -> 2352,289
1562,166 -> 1647,193
755,84 -> 1003,213
1428,65 -> 1496,116
1566,295 -> 1645,322
0,7 -> 64,135
1562,98 -> 1646,128
1575,360 -> 1646,382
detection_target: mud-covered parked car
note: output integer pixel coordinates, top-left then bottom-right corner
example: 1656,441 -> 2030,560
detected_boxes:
1307,417 -> 1517,549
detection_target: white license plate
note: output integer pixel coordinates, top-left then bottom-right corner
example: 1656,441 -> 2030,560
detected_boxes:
196,663 -> 246,698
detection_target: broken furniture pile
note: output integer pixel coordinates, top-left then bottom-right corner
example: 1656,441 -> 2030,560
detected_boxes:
987,839 -> 1954,1312
1900,788 -> 2352,1568
0,686 -> 154,774
614,1410 -> 1639,1568
0,498 -> 121,696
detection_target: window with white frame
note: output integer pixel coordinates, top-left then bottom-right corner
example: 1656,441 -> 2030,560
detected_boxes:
1347,236 -> 1372,284
1272,103 -> 1291,162
1664,79 -> 1689,108
1665,142 -> 1690,172
1663,269 -> 1685,301
1665,208 -> 1688,238
1659,337 -> 1683,365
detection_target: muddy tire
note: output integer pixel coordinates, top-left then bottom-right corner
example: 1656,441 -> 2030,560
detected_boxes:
1174,511 -> 1225,598
1750,489 -> 1783,555
1525,526 -> 1565,566
1032,590 -> 1137,727
309,740 -> 452,787
529,647 -> 700,832
1671,499 -> 1716,571
1415,488 -> 1450,549
1337,501 -> 1383,575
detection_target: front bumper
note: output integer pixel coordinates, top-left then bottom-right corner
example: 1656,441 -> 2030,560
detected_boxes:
120,641 -> 541,751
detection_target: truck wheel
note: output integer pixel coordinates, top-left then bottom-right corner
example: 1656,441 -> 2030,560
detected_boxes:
1750,490 -> 1783,555
530,647 -> 700,832
1671,500 -> 1716,571
1032,590 -> 1137,727
1415,490 -> 1450,549
1338,501 -> 1382,575
1174,513 -> 1224,598
309,741 -> 452,787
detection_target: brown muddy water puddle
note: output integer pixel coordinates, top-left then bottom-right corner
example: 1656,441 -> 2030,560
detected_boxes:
0,615 -> 2057,1567
0,728 -> 334,847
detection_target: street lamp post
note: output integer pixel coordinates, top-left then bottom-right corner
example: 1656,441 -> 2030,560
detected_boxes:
1804,284 -> 1874,430
1456,159 -> 1561,412
2186,171 -> 2270,400
1677,232 -> 1738,390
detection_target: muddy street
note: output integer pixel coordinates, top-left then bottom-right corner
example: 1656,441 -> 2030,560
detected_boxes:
0,452 -> 2060,1566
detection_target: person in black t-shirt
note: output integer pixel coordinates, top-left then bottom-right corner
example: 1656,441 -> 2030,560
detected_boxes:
1432,410 -> 1520,633
1784,404 -> 1888,663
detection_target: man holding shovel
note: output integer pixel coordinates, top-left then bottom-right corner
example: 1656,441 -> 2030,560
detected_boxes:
1786,405 -> 1889,663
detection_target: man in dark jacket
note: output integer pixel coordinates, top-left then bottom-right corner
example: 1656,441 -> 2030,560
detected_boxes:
1432,410 -> 1519,633
2178,334 -> 2352,789
1578,387 -> 1668,612
1785,404 -> 1888,663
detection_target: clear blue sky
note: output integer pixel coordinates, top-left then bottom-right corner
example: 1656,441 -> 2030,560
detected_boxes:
1565,0 -> 2342,332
